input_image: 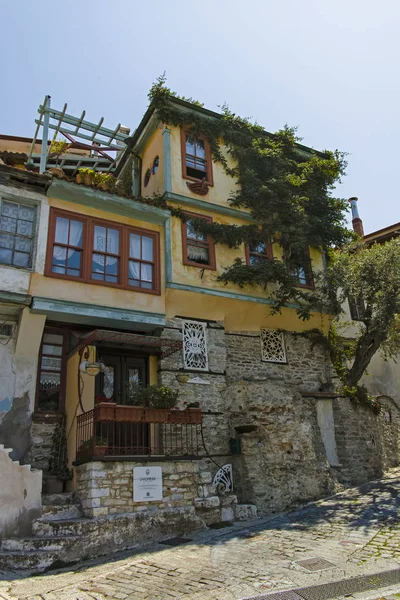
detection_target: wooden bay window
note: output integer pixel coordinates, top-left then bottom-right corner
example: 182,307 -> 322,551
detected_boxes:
46,209 -> 160,294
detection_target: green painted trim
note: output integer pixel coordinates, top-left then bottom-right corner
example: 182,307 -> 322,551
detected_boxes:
162,128 -> 172,193
31,296 -> 166,328
164,191 -> 254,222
49,179 -> 170,225
165,217 -> 173,283
0,290 -> 31,305
166,281 -> 301,309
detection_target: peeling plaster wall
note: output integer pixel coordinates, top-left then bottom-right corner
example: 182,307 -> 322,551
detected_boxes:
0,445 -> 42,539
0,308 -> 46,463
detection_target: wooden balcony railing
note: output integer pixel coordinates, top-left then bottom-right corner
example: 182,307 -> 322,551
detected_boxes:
76,403 -> 203,463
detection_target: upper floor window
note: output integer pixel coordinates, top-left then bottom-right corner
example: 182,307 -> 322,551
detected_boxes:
46,209 -> 160,294
36,327 -> 67,413
181,212 -> 216,270
246,240 -> 272,265
181,130 -> 213,185
290,246 -> 314,288
349,296 -> 365,321
261,329 -> 287,363
0,200 -> 36,268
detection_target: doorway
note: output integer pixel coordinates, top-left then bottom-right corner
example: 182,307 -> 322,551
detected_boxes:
95,351 -> 150,455
96,354 -> 147,404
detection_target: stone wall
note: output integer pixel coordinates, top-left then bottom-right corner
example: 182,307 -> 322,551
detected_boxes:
333,395 -> 400,485
27,419 -> 58,473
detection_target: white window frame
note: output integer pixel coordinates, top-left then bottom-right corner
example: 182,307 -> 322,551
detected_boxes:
182,320 -> 209,371
0,194 -> 40,271
260,329 -> 287,364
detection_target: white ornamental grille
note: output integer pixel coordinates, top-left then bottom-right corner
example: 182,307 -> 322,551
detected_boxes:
182,320 -> 208,371
260,329 -> 286,363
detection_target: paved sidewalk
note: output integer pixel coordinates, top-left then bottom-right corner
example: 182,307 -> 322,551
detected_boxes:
1,469 -> 400,600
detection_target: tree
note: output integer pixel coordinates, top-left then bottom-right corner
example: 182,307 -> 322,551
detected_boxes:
322,238 -> 400,408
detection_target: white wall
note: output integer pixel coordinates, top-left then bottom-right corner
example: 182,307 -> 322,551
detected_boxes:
0,445 -> 42,539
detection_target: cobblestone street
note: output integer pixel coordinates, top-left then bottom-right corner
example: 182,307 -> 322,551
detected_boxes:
1,470 -> 400,600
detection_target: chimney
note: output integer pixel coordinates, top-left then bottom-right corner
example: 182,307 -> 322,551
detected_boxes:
348,197 -> 364,237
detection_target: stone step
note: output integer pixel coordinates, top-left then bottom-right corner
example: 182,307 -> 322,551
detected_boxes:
41,504 -> 82,520
32,516 -> 94,538
0,550 -> 61,573
1,535 -> 79,553
42,492 -> 75,506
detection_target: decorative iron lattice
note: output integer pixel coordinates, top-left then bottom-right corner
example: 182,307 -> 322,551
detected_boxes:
182,320 -> 208,371
212,464 -> 233,494
260,329 -> 286,363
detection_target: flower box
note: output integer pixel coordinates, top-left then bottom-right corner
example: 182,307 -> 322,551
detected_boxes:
168,408 -> 202,424
114,405 -> 145,422
144,408 -> 170,423
94,402 -> 116,421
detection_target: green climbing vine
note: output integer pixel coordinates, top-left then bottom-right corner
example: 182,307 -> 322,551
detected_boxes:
147,74 -> 353,319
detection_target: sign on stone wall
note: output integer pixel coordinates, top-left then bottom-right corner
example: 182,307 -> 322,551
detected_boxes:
133,466 -> 163,502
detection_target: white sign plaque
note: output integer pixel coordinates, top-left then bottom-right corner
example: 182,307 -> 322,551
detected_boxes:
133,466 -> 163,502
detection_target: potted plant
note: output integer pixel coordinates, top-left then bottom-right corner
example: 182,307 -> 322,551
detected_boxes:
95,172 -> 115,192
124,383 -> 179,422
48,138 -> 70,168
77,168 -> 96,186
79,436 -> 108,458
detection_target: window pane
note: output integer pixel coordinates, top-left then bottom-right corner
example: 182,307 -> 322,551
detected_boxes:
105,256 -> 118,276
42,344 -> 62,356
94,225 -> 107,252
92,253 -> 105,274
67,248 -> 81,270
69,220 -> 83,247
130,234 -> 141,259
2,202 -> 18,219
142,236 -> 153,261
108,228 -> 119,254
251,241 -> 267,254
0,233 -> 14,249
13,252 -> 30,268
17,220 -> 33,236
19,205 -> 35,221
0,248 -> 12,264
186,135 -> 195,155
0,216 -> 17,233
195,138 -> 205,158
128,260 -> 140,280
186,220 -> 198,239
103,366 -> 114,399
43,333 -> 63,344
53,245 -> 67,265
141,263 -> 153,283
41,356 -> 62,371
55,217 -> 69,244
15,237 -> 32,252
186,156 -> 196,168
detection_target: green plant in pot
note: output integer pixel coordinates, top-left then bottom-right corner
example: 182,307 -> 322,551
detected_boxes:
49,138 -> 70,167
126,382 -> 178,409
77,168 -> 96,186
95,172 -> 115,192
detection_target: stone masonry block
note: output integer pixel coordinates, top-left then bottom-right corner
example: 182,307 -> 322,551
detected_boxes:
221,494 -> 238,506
234,504 -> 258,521
221,507 -> 235,521
87,488 -> 110,499
194,496 -> 220,509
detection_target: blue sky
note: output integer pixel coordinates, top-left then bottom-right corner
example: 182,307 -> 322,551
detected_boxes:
1,0 -> 398,234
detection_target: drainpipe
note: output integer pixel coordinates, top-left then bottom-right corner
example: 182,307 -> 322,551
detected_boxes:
348,197 -> 364,237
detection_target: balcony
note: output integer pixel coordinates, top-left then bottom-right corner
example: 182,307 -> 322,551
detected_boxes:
76,403 -> 203,463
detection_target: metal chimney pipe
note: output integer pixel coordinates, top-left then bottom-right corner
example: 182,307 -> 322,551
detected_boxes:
348,197 -> 364,237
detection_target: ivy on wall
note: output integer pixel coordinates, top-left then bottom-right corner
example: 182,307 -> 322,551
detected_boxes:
147,75 -> 353,319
